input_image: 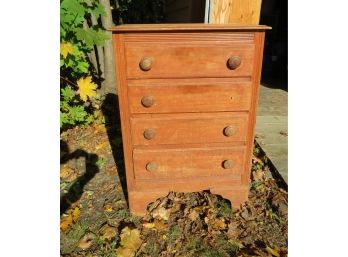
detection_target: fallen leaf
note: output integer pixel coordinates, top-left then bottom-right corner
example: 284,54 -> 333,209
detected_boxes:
154,219 -> 167,230
265,246 -> 280,257
152,207 -> 170,221
210,217 -> 226,230
72,207 -> 80,222
60,207 -> 80,231
253,169 -> 264,181
60,215 -> 73,231
77,76 -> 97,102
78,234 -> 93,250
119,227 -> 142,251
116,227 -> 142,257
60,42 -> 74,58
104,203 -> 113,212
143,223 -> 155,229
115,247 -> 134,257
99,224 -> 116,240
60,166 -> 69,179
188,209 -> 199,221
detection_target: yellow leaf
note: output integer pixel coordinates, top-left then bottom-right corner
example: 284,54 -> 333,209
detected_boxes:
72,207 -> 80,222
77,76 -> 97,102
60,166 -> 69,179
143,223 -> 155,229
115,247 -> 134,257
265,246 -> 280,257
119,227 -> 142,251
60,215 -> 73,231
60,42 -> 74,58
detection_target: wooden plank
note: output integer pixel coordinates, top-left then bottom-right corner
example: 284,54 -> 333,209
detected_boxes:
108,23 -> 270,32
210,0 -> 262,25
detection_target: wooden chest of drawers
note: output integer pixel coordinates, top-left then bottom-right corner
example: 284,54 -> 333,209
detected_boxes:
111,24 -> 270,215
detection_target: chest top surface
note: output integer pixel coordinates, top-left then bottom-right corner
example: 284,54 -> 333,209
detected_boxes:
109,23 -> 271,33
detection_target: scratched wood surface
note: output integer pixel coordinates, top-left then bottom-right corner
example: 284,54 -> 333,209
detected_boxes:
131,112 -> 248,146
112,24 -> 268,215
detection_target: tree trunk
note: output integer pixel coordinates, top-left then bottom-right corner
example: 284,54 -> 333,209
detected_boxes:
90,13 -> 105,85
84,19 -> 98,74
100,0 -> 117,94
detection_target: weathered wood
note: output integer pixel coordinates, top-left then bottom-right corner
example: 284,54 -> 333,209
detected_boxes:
124,42 -> 255,79
109,23 -> 270,32
133,145 -> 246,179
130,112 -> 248,146
210,0 -> 262,25
127,79 -> 252,113
112,24 -> 268,215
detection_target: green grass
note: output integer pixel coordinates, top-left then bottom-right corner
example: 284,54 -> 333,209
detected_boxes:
217,199 -> 233,219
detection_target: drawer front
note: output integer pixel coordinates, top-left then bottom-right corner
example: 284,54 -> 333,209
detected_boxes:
128,78 -> 252,113
125,43 -> 254,79
131,112 -> 248,146
133,146 -> 246,180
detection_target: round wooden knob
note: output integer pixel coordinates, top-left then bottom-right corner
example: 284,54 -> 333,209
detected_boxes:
139,57 -> 153,71
146,162 -> 158,172
223,126 -> 235,137
222,160 -> 234,169
143,129 -> 156,140
227,56 -> 241,70
141,96 -> 155,108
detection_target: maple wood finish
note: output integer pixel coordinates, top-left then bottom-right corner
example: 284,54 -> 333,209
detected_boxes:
111,24 -> 270,215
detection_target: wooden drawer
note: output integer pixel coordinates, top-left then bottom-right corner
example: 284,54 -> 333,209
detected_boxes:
128,78 -> 252,113
133,145 -> 245,180
131,112 -> 248,146
124,42 -> 254,79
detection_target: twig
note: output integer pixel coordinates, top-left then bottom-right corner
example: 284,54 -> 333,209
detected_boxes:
60,76 -> 77,87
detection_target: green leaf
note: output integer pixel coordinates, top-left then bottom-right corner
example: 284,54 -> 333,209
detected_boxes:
60,112 -> 69,127
89,3 -> 107,17
61,86 -> 75,101
61,0 -> 85,17
74,28 -> 110,47
70,106 -> 88,122
76,60 -> 89,73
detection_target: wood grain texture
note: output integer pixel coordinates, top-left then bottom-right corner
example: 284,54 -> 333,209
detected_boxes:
112,34 -> 135,190
210,0 -> 262,25
133,145 -> 245,180
242,31 -> 265,184
125,42 -> 254,79
128,79 -> 252,113
109,23 -> 270,32
130,112 -> 248,146
124,32 -> 255,43
111,25 -> 268,215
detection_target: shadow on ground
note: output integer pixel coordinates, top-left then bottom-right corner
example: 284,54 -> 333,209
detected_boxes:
60,140 -> 99,215
101,93 -> 128,204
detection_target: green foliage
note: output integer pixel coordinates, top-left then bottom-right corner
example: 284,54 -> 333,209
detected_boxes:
60,0 -> 109,131
60,86 -> 93,128
217,199 -> 233,219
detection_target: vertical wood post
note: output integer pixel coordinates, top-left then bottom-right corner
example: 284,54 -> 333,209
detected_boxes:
209,0 -> 262,24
